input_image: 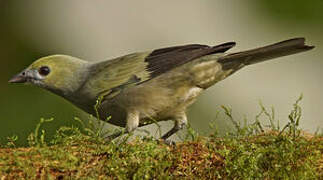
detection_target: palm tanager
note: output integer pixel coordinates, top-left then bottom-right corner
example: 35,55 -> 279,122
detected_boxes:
9,38 -> 314,140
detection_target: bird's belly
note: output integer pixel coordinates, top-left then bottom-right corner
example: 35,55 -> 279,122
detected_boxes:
96,84 -> 203,128
97,101 -> 128,127
138,86 -> 203,126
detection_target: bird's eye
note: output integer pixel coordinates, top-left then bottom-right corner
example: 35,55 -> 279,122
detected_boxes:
39,66 -> 51,76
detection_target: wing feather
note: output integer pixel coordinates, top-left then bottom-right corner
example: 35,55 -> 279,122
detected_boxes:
87,42 -> 235,99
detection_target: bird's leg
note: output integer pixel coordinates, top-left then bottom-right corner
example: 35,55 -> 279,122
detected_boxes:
161,113 -> 187,140
106,110 -> 139,141
126,110 -> 140,133
106,130 -> 125,141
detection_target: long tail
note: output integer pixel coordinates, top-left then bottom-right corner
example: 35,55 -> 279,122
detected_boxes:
193,38 -> 314,89
218,38 -> 314,71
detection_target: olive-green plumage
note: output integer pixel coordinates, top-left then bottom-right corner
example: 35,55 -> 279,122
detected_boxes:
9,38 -> 314,140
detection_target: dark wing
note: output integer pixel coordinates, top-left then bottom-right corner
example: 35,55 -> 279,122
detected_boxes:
145,42 -> 236,78
89,42 -> 236,99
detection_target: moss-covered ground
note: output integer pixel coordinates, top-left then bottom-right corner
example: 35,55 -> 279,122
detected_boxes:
1,96 -> 322,179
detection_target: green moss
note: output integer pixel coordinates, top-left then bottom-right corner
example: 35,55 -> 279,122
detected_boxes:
0,96 -> 322,179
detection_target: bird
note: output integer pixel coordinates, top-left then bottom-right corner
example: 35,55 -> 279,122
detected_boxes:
9,38 -> 314,140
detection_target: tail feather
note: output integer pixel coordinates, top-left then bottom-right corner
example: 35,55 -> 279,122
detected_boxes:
218,38 -> 314,70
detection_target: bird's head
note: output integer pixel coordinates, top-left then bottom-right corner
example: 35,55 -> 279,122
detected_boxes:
9,55 -> 89,96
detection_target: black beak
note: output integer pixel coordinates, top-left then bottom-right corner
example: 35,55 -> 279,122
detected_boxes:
8,71 -> 28,83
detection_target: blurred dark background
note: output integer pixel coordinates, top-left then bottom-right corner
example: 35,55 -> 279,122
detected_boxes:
1,0 -> 322,145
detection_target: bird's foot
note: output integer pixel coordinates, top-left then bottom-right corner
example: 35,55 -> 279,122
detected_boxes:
105,130 -> 126,141
163,139 -> 176,146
